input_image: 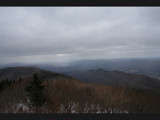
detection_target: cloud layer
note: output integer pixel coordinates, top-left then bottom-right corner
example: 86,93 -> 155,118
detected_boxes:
0,7 -> 160,64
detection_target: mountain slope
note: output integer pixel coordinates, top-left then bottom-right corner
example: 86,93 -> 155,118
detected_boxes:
63,69 -> 160,93
1,67 -> 160,93
0,67 -> 75,82
0,67 -> 160,113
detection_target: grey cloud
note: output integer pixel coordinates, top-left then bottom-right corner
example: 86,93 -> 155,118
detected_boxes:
0,7 -> 160,64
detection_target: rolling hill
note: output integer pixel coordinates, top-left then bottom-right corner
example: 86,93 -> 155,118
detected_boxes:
63,69 -> 160,93
0,67 -> 160,113
0,67 -> 75,82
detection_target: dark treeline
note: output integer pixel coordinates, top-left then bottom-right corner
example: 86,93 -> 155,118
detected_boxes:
0,77 -> 22,91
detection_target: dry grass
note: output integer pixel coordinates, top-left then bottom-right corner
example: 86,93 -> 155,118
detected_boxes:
0,79 -> 160,113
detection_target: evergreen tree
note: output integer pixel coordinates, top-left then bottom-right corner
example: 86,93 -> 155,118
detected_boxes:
25,73 -> 45,107
5,77 -> 9,85
19,77 -> 22,82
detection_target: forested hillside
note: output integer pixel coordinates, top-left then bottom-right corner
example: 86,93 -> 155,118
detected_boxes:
0,67 -> 160,113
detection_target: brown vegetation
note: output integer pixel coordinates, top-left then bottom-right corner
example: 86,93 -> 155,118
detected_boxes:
0,78 -> 160,113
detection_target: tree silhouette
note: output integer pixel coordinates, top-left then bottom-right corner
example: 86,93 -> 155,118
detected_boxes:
5,77 -> 9,85
19,77 -> 22,82
25,73 -> 45,108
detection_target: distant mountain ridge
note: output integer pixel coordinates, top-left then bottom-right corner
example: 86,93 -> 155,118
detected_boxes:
63,69 -> 160,93
32,59 -> 160,80
0,67 -> 75,82
1,59 -> 160,79
1,66 -> 160,93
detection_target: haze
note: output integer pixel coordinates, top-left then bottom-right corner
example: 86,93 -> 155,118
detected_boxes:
0,7 -> 160,65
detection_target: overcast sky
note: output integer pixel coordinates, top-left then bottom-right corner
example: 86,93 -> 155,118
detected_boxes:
0,7 -> 160,65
